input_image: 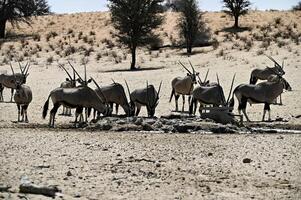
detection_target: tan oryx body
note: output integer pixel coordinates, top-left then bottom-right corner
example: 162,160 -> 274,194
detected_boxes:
128,82 -> 162,117
9,64 -> 33,122
249,55 -> 286,104
170,61 -> 199,112
230,72 -> 291,122
42,83 -> 110,127
14,85 -> 33,122
58,64 -> 77,116
94,82 -> 134,117
0,63 -> 29,102
189,85 -> 226,115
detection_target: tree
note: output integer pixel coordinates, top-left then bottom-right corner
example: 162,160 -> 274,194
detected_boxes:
108,0 -> 164,70
222,0 -> 251,28
0,0 -> 50,39
178,0 -> 203,54
292,1 -> 301,11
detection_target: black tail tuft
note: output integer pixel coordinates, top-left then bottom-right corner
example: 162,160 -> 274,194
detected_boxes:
169,88 -> 175,103
42,95 -> 50,119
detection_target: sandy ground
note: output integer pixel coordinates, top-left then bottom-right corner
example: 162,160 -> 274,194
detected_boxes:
1,128 -> 301,199
0,11 -> 301,199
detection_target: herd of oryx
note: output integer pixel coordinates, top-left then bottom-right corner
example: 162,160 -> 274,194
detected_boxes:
0,55 -> 291,127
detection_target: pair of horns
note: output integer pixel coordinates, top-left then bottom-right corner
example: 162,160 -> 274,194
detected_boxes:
146,81 -> 162,106
18,62 -> 30,76
215,73 -> 236,105
66,61 -> 88,85
197,69 -> 209,85
266,55 -> 285,72
124,80 -> 132,102
58,63 -> 75,81
91,77 -> 107,103
179,60 -> 196,75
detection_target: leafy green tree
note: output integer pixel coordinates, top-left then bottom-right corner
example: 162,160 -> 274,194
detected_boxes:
108,0 -> 164,70
222,0 -> 251,28
0,0 -> 50,38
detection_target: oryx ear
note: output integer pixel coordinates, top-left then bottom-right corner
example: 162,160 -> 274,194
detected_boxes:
205,80 -> 209,85
196,72 -> 199,75
66,78 -> 70,81
87,78 -> 92,83
187,73 -> 190,76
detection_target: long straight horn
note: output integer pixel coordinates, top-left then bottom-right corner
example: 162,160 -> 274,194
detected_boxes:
18,62 -> 24,74
216,73 -> 220,86
188,60 -> 195,74
204,69 -> 209,82
111,79 -> 116,83
24,64 -> 30,76
156,81 -> 162,101
91,77 -> 107,102
68,61 -> 84,82
226,73 -> 236,104
282,60 -> 284,70
146,81 -> 149,106
124,80 -> 132,101
84,63 -> 87,83
10,63 -> 17,82
58,64 -> 72,80
179,61 -> 192,74
197,74 -> 203,85
266,55 -> 282,69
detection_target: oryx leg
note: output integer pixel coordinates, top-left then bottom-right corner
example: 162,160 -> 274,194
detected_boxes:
135,104 -> 141,116
10,89 -> 14,102
182,95 -> 185,112
279,94 -> 283,105
23,105 -> 29,123
263,103 -> 271,122
21,106 -> 25,122
198,103 -> 204,116
239,97 -> 251,122
175,94 -> 180,111
188,95 -> 191,110
17,104 -> 21,122
115,104 -> 119,115
0,84 -> 3,102
194,100 -> 198,115
50,103 -> 60,127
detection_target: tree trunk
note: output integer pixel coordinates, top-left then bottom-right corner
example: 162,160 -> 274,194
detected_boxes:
0,19 -> 7,39
186,38 -> 192,55
130,46 -> 136,70
234,15 -> 239,28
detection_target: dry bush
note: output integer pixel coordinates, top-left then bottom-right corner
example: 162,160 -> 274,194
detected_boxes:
257,49 -> 264,55
95,53 -> 102,61
33,34 -> 41,41
63,46 -> 77,57
46,31 -> 58,41
46,56 -> 54,64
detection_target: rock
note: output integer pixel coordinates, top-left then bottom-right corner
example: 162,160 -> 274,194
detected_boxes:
173,123 -> 197,133
207,153 -> 213,156
155,162 -> 161,167
96,120 -> 112,130
19,176 -> 61,198
67,171 -> 72,176
210,125 -> 236,133
0,184 -> 11,192
142,123 -> 155,131
242,158 -> 252,163
153,121 -> 163,129
112,124 -> 141,132
144,118 -> 157,125
134,118 -> 143,126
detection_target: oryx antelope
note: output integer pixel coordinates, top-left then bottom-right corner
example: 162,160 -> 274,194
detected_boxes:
127,81 -> 162,117
0,83 -> 4,101
43,62 -> 111,127
229,69 -> 292,122
58,63 -> 77,116
0,62 -> 30,102
10,64 -> 33,122
249,55 -> 286,104
93,81 -> 134,118
170,61 -> 199,112
189,74 -> 236,115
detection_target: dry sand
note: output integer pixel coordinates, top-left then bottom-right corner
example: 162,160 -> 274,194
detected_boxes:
0,11 -> 301,199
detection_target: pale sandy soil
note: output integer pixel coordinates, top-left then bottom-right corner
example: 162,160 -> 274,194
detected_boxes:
0,128 -> 301,199
0,11 -> 301,199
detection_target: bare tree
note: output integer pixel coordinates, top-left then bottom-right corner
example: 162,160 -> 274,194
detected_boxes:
0,0 -> 50,38
108,0 -> 164,70
222,0 -> 251,28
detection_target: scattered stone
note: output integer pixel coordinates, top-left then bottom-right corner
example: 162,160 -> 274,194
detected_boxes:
0,184 -> 11,192
155,162 -> 161,167
208,153 -> 213,156
74,193 -> 81,198
19,176 -> 61,198
95,120 -> 112,131
134,118 -> 143,126
210,125 -> 236,133
242,158 -> 252,163
67,171 -> 72,176
142,123 -> 155,131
